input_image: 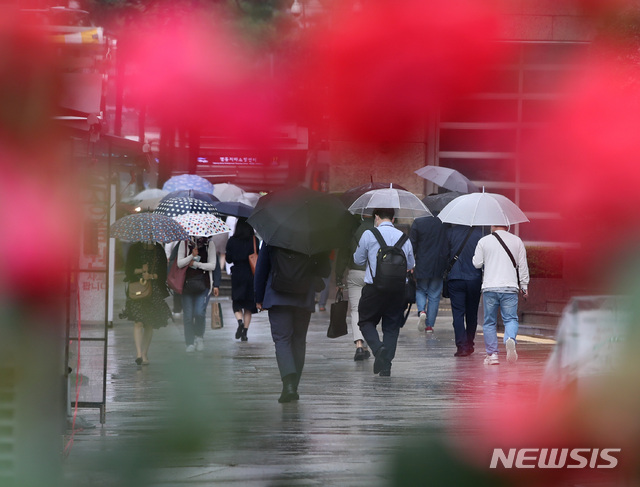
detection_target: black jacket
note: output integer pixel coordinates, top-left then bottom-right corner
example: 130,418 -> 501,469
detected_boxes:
409,216 -> 448,279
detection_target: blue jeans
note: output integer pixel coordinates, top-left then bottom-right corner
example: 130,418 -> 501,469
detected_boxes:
415,277 -> 443,328
182,290 -> 211,345
482,291 -> 519,355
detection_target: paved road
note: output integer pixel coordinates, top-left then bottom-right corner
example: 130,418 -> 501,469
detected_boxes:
63,276 -> 556,487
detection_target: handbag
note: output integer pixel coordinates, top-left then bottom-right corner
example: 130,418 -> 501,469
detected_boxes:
167,242 -> 188,294
211,301 -> 224,329
183,271 -> 209,294
327,289 -> 348,338
248,236 -> 258,275
129,278 -> 152,300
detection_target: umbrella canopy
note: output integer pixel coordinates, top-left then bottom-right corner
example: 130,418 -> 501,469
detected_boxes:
154,197 -> 218,218
212,201 -> 253,219
125,188 -> 168,203
238,192 -> 261,207
212,183 -> 245,202
110,212 -> 189,243
247,186 -> 354,255
340,182 -> 407,207
173,213 -> 231,237
348,187 -> 432,219
162,189 -> 219,206
437,191 -> 529,226
422,191 -> 465,215
415,166 -> 480,193
162,174 -> 214,193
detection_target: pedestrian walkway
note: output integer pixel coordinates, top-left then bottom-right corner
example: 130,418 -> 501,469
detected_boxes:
63,276 -> 556,487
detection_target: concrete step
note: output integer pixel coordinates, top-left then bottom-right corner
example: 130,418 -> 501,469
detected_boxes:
521,310 -> 561,327
546,299 -> 569,313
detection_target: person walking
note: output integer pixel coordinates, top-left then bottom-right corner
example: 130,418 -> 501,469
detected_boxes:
335,216 -> 374,361
176,237 -> 220,353
446,225 -> 484,357
254,245 -> 331,403
472,225 -> 529,365
225,219 -> 258,342
409,215 -> 448,333
353,208 -> 415,377
121,241 -> 171,365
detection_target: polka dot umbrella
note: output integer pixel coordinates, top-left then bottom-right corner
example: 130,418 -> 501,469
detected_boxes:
110,212 -> 189,243
154,197 -> 218,218
173,212 -> 231,237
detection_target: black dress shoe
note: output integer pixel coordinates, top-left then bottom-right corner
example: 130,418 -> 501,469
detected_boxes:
135,357 -> 143,365
278,383 -> 299,403
454,348 -> 470,357
354,347 -> 366,361
378,369 -> 391,377
373,346 -> 389,374
364,349 -> 371,359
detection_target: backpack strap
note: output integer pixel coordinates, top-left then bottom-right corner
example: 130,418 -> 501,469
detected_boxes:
491,232 -> 521,291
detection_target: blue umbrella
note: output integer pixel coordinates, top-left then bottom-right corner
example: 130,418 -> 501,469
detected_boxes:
162,174 -> 214,193
162,189 -> 219,206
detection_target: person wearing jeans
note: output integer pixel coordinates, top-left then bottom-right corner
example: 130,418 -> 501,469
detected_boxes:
409,215 -> 448,332
177,237 -> 220,353
472,225 -> 529,365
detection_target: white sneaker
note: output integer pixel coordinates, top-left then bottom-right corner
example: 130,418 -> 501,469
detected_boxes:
484,353 -> 499,365
185,344 -> 196,353
195,337 -> 204,352
506,338 -> 518,363
417,312 -> 426,331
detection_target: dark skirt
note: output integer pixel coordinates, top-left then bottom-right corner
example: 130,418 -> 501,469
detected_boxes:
122,282 -> 171,329
232,299 -> 258,314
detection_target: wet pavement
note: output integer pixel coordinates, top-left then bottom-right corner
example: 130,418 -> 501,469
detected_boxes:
63,274 -> 556,487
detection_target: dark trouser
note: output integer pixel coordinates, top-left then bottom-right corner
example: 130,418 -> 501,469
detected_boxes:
448,278 -> 482,351
268,305 -> 312,380
357,284 -> 405,364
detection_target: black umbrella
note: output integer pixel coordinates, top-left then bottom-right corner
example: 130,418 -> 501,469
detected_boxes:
154,197 -> 218,218
161,190 -> 219,206
212,201 -> 253,219
422,191 -> 465,215
340,182 -> 407,208
248,186 -> 354,256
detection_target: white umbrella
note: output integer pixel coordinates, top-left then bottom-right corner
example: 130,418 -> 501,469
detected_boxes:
415,166 -> 480,193
348,187 -> 432,219
173,213 -> 231,237
437,191 -> 529,226
212,183 -> 245,202
124,188 -> 168,203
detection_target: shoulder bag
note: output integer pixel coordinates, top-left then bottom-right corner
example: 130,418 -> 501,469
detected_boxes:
129,278 -> 152,300
167,242 -> 188,294
491,232 -> 521,293
248,236 -> 258,275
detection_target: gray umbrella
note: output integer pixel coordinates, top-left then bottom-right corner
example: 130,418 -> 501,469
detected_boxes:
415,166 -> 479,193
422,191 -> 465,215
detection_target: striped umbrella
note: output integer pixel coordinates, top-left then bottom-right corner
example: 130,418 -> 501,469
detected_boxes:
110,212 -> 189,243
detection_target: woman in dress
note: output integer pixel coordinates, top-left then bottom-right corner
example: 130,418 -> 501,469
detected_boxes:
225,219 -> 258,341
122,241 -> 171,365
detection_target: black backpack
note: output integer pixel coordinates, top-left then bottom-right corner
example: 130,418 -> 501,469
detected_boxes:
369,227 -> 409,291
270,247 -> 315,294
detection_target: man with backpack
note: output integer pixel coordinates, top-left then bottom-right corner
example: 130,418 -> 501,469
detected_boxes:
254,244 -> 331,403
353,208 -> 415,377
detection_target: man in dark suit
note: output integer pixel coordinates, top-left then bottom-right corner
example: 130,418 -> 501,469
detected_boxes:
409,215 -> 448,332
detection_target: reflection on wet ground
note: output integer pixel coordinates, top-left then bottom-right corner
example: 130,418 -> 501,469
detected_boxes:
64,277 -> 555,486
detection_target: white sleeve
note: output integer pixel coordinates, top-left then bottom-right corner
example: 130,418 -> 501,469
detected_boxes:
193,240 -> 217,271
176,241 -> 193,269
472,240 -> 484,269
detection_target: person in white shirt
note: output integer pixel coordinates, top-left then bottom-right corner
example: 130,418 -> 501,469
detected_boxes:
472,225 -> 529,365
